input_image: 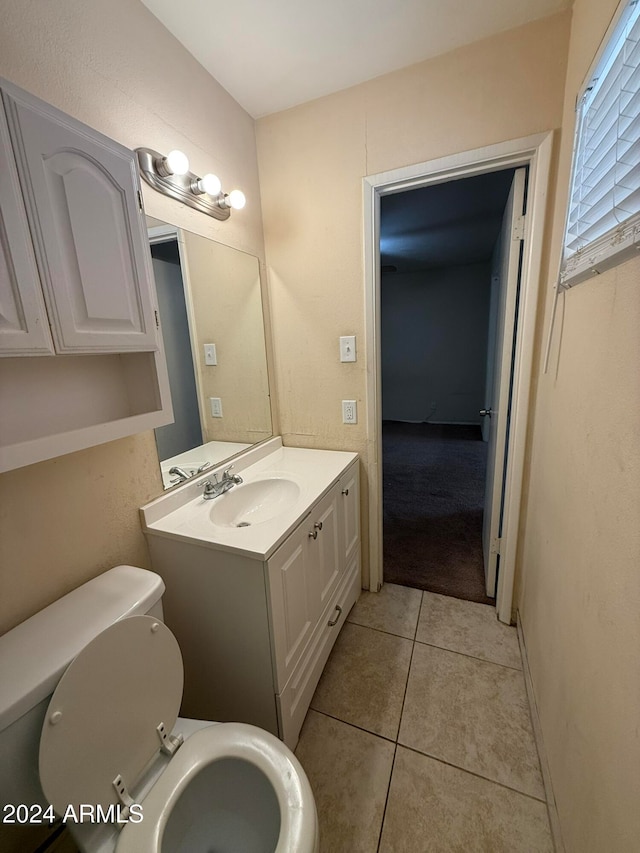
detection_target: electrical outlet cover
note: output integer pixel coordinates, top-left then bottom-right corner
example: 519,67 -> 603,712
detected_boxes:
342,400 -> 357,424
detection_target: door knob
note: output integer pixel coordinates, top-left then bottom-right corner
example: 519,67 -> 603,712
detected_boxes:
479,408 -> 492,417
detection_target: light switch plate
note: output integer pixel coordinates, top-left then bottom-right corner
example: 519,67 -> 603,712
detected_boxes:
204,343 -> 217,365
339,335 -> 356,362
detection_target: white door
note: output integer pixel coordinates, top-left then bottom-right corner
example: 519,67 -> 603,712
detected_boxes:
2,84 -> 158,354
482,168 -> 526,597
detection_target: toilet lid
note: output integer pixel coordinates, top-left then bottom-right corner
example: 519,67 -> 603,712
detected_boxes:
39,615 -> 183,816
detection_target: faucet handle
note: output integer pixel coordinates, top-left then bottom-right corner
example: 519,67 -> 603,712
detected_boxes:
223,465 -> 243,485
202,480 -> 216,498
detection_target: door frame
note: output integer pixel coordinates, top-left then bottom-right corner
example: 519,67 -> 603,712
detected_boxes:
147,224 -> 208,443
363,132 -> 553,624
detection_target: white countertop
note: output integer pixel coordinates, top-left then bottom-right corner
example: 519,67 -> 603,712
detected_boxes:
141,439 -> 358,560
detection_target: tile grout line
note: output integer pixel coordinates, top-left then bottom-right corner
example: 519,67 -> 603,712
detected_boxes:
375,594 -> 422,853
307,708 -> 398,745
376,743 -> 397,853
398,742 -> 548,805
412,591 -> 423,642
348,613 -> 523,672
394,592 -> 422,741
414,637 -> 524,671
346,616 -> 417,642
374,593 -> 421,850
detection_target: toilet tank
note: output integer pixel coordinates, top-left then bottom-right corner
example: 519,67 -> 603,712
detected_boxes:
0,566 -> 165,853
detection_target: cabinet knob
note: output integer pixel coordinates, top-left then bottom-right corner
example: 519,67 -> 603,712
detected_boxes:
328,604 -> 343,627
342,488 -> 349,496
309,530 -> 318,540
314,521 -> 323,531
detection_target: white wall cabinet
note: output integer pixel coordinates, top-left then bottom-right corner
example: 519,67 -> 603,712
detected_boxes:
145,459 -> 361,749
0,98 -> 53,355
0,78 -> 172,472
1,84 -> 159,355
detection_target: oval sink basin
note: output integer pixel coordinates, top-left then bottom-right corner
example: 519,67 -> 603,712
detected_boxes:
209,478 -> 301,528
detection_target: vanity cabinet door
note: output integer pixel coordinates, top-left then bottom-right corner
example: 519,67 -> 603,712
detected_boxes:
338,462 -> 360,568
267,519 -> 318,692
0,101 -> 53,355
2,84 -> 158,354
307,485 -> 342,615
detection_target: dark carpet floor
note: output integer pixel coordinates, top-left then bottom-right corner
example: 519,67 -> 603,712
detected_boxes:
383,421 -> 493,604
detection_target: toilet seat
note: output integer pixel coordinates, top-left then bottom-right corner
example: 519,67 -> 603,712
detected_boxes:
115,722 -> 317,853
40,616 -> 183,818
39,615 -> 318,853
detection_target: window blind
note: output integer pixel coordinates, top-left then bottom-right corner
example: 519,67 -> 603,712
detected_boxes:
561,0 -> 640,287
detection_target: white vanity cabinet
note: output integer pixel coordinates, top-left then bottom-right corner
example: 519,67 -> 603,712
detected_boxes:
143,447 -> 361,749
273,464 -> 360,746
0,77 -> 172,472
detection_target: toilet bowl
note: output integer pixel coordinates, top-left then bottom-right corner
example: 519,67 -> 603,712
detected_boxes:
0,567 -> 318,853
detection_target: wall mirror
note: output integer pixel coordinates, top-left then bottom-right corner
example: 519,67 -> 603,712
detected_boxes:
147,218 -> 272,488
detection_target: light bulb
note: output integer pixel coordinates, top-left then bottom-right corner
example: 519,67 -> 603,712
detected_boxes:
227,189 -> 246,210
164,149 -> 190,176
197,173 -> 222,196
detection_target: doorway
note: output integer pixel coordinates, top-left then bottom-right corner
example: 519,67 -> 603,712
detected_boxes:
380,169 -> 518,604
363,133 -> 553,623
149,234 -> 204,462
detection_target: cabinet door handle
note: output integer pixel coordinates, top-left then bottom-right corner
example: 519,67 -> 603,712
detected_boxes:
342,488 -> 349,496
309,530 -> 318,539
314,521 -> 323,531
328,604 -> 343,627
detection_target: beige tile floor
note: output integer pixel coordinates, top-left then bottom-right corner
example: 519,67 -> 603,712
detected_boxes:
296,584 -> 554,853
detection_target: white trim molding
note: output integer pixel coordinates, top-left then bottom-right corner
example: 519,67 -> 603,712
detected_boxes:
363,132 -> 554,623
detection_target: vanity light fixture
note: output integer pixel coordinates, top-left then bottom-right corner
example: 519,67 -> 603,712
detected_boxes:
136,147 -> 246,221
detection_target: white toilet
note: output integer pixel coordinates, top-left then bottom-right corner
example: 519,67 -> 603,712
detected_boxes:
0,565 -> 318,853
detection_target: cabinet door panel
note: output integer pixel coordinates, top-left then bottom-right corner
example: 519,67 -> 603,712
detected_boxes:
268,525 -> 316,691
339,463 -> 360,567
311,488 -> 341,614
3,89 -> 157,353
0,103 -> 53,355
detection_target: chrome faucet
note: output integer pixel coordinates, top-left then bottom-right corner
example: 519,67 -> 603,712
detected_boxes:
169,466 -> 191,483
202,466 -> 243,500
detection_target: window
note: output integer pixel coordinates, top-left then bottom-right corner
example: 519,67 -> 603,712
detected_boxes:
562,0 -> 640,287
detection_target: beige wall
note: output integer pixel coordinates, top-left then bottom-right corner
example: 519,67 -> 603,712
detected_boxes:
256,12 -> 571,577
0,0 -> 266,633
518,1 -> 640,850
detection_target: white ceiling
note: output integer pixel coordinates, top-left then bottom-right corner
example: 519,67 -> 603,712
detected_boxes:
141,0 -> 571,118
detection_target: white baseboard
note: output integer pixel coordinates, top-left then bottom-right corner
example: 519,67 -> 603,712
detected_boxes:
517,614 -> 565,853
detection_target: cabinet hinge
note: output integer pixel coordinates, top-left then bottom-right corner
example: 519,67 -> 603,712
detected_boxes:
512,214 -> 526,241
137,189 -> 144,211
491,537 -> 502,556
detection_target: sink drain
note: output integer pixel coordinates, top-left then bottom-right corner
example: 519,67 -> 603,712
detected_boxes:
236,521 -> 251,527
